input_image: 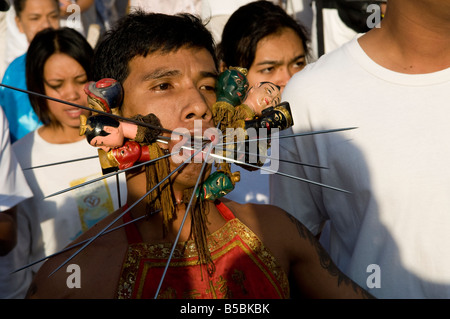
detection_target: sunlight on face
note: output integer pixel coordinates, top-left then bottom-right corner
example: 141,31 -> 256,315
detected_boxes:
43,53 -> 90,129
15,0 -> 60,43
247,27 -> 306,93
121,47 -> 218,190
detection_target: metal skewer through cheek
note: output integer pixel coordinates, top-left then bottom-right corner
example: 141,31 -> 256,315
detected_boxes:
153,137 -> 215,299
0,83 -> 191,139
11,209 -> 161,274
180,144 -> 351,194
47,148 -> 199,277
44,151 -> 178,199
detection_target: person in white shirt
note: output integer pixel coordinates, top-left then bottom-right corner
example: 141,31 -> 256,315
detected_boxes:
0,106 -> 34,298
0,106 -> 33,256
270,0 -> 450,298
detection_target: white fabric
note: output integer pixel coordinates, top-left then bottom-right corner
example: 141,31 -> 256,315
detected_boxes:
3,6 -> 27,69
0,11 -> 7,80
0,107 -> 32,211
270,37 -> 450,298
309,4 -> 360,61
0,130 -> 127,298
128,0 -> 202,15
201,0 -> 313,46
201,0 -> 255,17
0,107 -> 33,300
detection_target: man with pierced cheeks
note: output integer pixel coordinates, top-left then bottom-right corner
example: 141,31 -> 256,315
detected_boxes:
26,11 -> 373,299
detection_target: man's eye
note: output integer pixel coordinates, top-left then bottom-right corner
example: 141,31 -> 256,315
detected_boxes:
260,67 -> 274,74
200,85 -> 215,91
158,83 -> 170,90
150,82 -> 171,91
294,60 -> 306,69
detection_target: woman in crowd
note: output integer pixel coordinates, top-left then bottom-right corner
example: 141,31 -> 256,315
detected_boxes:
0,27 -> 126,298
0,0 -> 60,143
217,0 -> 310,204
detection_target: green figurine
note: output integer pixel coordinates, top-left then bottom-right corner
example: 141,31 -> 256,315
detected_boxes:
196,170 -> 240,201
212,67 -> 249,130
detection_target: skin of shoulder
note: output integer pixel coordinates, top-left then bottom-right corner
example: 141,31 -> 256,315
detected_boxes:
221,199 -> 374,299
26,210 -> 129,299
27,200 -> 373,299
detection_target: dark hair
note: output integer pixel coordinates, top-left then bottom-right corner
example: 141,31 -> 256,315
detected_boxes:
218,0 -> 310,69
14,0 -> 59,16
26,27 -> 94,126
92,10 -> 218,84
83,115 -> 120,144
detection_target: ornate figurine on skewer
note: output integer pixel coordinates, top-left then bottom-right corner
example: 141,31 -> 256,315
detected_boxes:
212,66 -> 249,131
80,78 -> 241,202
80,78 -> 163,172
212,67 -> 293,180
84,78 -> 124,116
79,74 -> 294,201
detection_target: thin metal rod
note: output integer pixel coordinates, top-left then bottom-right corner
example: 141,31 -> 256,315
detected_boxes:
216,127 -> 358,147
0,83 -> 184,137
11,210 -> 161,274
22,155 -> 99,170
154,139 -> 214,299
44,151 -> 176,199
47,148 -> 197,277
224,148 -> 328,170
160,138 -> 327,170
184,145 -> 350,194
116,173 -> 122,208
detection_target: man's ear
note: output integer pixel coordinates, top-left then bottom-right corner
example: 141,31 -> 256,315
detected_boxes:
15,15 -> 25,34
219,61 -> 227,73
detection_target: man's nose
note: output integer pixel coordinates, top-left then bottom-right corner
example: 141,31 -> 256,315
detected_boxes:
180,88 -> 212,123
274,68 -> 293,93
40,17 -> 53,30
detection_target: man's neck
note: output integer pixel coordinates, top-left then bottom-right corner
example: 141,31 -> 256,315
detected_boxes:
358,0 -> 450,74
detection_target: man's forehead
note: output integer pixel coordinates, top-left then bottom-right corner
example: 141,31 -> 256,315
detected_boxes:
128,48 -> 217,75
23,0 -> 59,12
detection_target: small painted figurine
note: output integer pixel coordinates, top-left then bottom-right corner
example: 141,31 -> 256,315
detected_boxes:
244,101 -> 293,133
232,81 -> 282,130
97,140 -> 151,173
79,114 -> 162,152
84,78 -> 124,115
243,82 -> 282,117
212,67 -> 249,130
196,170 -> 240,201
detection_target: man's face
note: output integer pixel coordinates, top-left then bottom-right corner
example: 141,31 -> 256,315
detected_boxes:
15,0 -> 60,43
121,47 -> 218,188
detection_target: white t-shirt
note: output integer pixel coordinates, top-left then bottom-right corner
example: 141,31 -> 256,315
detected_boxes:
0,108 -> 32,300
0,130 -> 127,298
0,107 -> 31,210
270,37 -> 450,298
3,6 -> 27,69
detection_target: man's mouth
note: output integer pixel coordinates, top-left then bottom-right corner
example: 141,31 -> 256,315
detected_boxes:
166,127 -> 220,164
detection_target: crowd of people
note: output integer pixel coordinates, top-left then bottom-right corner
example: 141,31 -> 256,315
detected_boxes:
0,0 -> 449,302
